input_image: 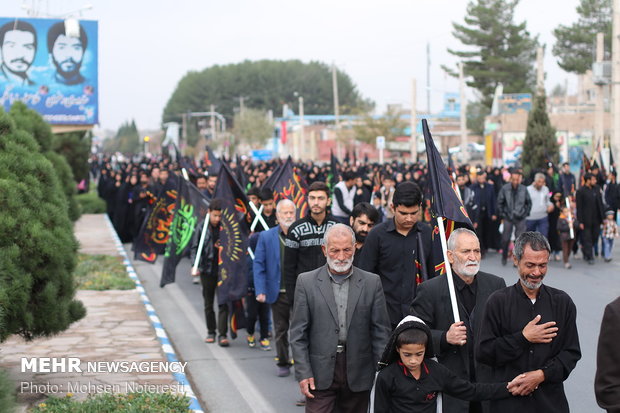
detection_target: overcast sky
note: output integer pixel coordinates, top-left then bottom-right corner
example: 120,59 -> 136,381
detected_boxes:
7,0 -> 582,132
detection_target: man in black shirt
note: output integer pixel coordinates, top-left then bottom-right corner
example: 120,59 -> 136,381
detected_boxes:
411,228 -> 506,413
476,232 -> 581,413
360,182 -> 433,328
350,202 -> 379,267
576,173 -> 604,264
256,187 -> 277,231
283,181 -> 337,305
189,199 -> 229,346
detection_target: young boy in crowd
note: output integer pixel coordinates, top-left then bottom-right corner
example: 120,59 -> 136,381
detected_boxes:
372,316 -> 512,413
602,210 -> 619,262
557,205 -> 577,269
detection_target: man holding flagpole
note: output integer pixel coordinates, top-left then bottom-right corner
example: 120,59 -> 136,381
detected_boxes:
189,199 -> 229,346
411,228 -> 506,413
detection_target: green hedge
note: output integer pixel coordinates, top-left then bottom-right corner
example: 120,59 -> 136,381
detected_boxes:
0,369 -> 15,413
76,191 -> 106,214
31,392 -> 190,412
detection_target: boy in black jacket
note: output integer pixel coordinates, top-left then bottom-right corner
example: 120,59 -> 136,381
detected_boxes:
371,316 -> 512,413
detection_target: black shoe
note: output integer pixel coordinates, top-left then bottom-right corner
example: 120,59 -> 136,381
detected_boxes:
296,398 -> 306,407
588,259 -> 595,265
501,257 -> 507,266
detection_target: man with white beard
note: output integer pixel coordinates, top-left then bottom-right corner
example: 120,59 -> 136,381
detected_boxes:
253,199 -> 297,377
410,228 -> 506,413
290,224 -> 390,412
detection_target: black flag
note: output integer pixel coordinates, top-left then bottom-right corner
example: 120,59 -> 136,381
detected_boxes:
423,120 -> 473,228
213,163 -> 252,336
213,163 -> 251,305
263,156 -> 308,218
422,119 -> 473,277
204,145 -> 222,174
134,176 -> 179,263
160,178 -> 209,287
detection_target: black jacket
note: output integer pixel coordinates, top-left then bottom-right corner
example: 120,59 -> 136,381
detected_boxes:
189,222 -> 215,276
576,185 -> 604,227
476,283 -> 581,413
497,183 -> 532,222
410,271 -> 507,413
283,214 -> 337,304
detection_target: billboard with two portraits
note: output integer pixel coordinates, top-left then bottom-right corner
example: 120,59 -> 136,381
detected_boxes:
0,17 -> 98,125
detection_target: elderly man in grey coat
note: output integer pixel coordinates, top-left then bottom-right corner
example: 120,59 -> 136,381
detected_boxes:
290,223 -> 391,412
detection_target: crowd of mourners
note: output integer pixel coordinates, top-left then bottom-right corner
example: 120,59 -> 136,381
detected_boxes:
92,152 -> 620,413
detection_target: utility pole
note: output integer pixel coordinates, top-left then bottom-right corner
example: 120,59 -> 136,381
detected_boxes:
332,63 -> 340,129
536,46 -> 545,94
298,96 -> 304,161
236,96 -> 247,116
182,112 -> 188,143
410,78 -> 418,163
459,62 -> 467,148
332,63 -> 341,159
595,33 -> 605,150
210,104 -> 216,142
612,0 -> 620,154
426,42 -> 431,113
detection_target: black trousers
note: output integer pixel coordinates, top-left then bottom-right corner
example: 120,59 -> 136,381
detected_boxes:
245,292 -> 270,340
201,272 -> 228,337
581,224 -> 598,261
305,351 -> 370,413
271,292 -> 292,367
501,219 -> 527,260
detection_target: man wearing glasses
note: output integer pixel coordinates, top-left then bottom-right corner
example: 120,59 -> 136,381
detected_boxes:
359,182 -> 433,329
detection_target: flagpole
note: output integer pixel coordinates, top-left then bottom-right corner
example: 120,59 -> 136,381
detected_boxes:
192,213 -> 211,273
249,202 -> 270,231
565,197 -> 575,240
436,216 -> 461,323
181,168 -> 190,181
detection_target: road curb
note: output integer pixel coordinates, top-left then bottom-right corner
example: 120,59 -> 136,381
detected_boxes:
104,215 -> 203,413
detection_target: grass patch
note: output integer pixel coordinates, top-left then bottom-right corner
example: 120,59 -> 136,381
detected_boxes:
0,369 -> 15,413
76,190 -> 106,214
31,392 -> 191,412
74,253 -> 135,290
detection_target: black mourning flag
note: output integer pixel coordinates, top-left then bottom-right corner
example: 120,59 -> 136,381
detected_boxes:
160,178 -> 209,287
263,156 -> 308,218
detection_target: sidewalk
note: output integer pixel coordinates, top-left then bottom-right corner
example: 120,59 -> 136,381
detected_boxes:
0,214 -> 177,410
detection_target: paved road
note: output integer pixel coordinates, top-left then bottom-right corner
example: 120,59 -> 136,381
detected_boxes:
129,245 -> 620,412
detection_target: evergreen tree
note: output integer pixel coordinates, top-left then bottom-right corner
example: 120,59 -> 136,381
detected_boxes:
521,93 -> 559,177
103,120 -> 141,153
445,0 -> 538,109
553,0 -> 612,74
46,151 -> 81,221
162,60 -> 372,125
0,108 -> 85,341
53,131 -> 92,184
9,103 -> 81,222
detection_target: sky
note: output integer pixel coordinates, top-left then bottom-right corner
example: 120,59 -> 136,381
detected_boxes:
7,0 -> 582,132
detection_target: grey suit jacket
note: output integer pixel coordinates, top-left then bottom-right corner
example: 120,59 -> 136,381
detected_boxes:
410,271 -> 506,413
290,265 -> 391,392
